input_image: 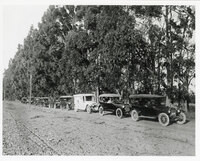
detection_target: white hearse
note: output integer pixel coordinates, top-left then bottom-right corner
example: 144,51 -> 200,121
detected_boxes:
73,93 -> 99,113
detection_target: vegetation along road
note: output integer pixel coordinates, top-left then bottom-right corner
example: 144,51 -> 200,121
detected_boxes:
3,101 -> 195,155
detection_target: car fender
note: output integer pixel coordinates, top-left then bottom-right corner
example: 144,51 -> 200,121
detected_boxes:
85,102 -> 97,110
131,107 -> 141,115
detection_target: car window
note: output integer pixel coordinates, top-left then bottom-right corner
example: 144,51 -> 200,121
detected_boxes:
100,97 -> 109,102
85,96 -> 94,101
155,98 -> 166,106
111,97 -> 120,103
130,98 -> 139,105
66,98 -> 72,101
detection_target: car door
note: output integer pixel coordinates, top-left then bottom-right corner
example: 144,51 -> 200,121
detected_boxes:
141,98 -> 157,117
75,96 -> 82,109
82,96 -> 87,110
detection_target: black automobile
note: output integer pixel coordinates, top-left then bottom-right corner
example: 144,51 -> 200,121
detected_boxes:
55,96 -> 73,110
40,97 -> 50,107
129,94 -> 187,126
98,94 -> 131,118
34,97 -> 41,106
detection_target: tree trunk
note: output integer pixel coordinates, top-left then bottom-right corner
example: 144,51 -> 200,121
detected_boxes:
29,73 -> 32,107
96,86 -> 99,103
186,80 -> 190,112
73,78 -> 76,94
165,6 -> 174,100
165,6 -> 170,96
157,45 -> 161,94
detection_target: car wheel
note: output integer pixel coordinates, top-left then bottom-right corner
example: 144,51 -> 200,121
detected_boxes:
86,105 -> 92,114
116,108 -> 123,119
176,112 -> 186,125
131,109 -> 139,121
158,113 -> 170,126
74,107 -> 78,112
66,104 -> 70,111
99,106 -> 104,116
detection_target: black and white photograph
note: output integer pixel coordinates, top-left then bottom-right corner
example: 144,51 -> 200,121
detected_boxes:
0,0 -> 199,159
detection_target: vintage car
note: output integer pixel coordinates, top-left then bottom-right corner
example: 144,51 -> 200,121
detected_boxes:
73,94 -> 98,113
34,97 -> 41,106
129,94 -> 187,126
21,97 -> 35,104
54,96 -> 73,110
98,94 -> 131,118
54,98 -> 60,109
40,97 -> 50,108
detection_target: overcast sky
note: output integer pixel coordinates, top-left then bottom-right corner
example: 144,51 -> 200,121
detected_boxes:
3,5 -> 49,70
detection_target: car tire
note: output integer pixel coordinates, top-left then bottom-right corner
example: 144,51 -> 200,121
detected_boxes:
66,104 -> 70,111
116,108 -> 123,119
74,107 -> 78,112
86,105 -> 92,114
131,109 -> 139,121
99,106 -> 104,116
176,112 -> 186,125
158,113 -> 170,126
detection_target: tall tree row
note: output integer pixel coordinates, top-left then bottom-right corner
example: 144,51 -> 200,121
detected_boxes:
3,5 -> 195,110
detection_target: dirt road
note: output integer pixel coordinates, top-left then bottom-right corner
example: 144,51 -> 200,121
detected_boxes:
3,101 -> 195,155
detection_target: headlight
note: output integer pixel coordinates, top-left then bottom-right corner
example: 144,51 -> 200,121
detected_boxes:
168,109 -> 171,113
122,105 -> 125,108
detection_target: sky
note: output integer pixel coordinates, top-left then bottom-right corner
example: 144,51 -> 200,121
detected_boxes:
3,5 -> 49,70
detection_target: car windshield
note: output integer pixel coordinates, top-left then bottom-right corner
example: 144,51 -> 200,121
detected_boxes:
85,96 -> 94,101
100,97 -> 120,103
154,97 -> 166,106
43,99 -> 49,102
60,98 -> 72,101
111,97 -> 120,103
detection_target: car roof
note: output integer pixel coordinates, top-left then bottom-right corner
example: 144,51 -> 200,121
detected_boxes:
40,97 -> 49,99
99,93 -> 121,97
73,93 -> 95,97
129,94 -> 165,98
60,96 -> 73,98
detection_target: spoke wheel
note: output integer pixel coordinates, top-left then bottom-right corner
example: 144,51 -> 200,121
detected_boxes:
131,109 -> 139,121
158,113 -> 170,126
116,108 -> 123,119
66,104 -> 70,111
177,112 -> 186,125
86,105 -> 92,114
99,106 -> 104,116
74,107 -> 78,112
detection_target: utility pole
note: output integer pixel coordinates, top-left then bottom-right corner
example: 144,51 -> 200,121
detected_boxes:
28,43 -> 34,107
29,73 -> 32,107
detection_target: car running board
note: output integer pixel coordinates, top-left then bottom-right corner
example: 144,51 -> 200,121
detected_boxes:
139,116 -> 157,119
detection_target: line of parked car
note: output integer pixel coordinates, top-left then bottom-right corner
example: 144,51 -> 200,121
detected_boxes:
21,93 -> 187,127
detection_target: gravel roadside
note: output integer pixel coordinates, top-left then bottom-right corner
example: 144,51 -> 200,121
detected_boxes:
3,101 -> 195,155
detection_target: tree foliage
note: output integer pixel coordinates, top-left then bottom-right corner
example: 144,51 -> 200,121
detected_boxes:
3,5 -> 195,110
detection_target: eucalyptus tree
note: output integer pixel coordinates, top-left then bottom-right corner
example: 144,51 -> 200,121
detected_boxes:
74,6 -> 148,98
3,5 -> 195,108
169,6 -> 195,110
32,5 -> 75,97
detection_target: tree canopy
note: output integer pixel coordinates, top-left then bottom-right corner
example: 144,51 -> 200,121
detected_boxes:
3,5 -> 195,110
